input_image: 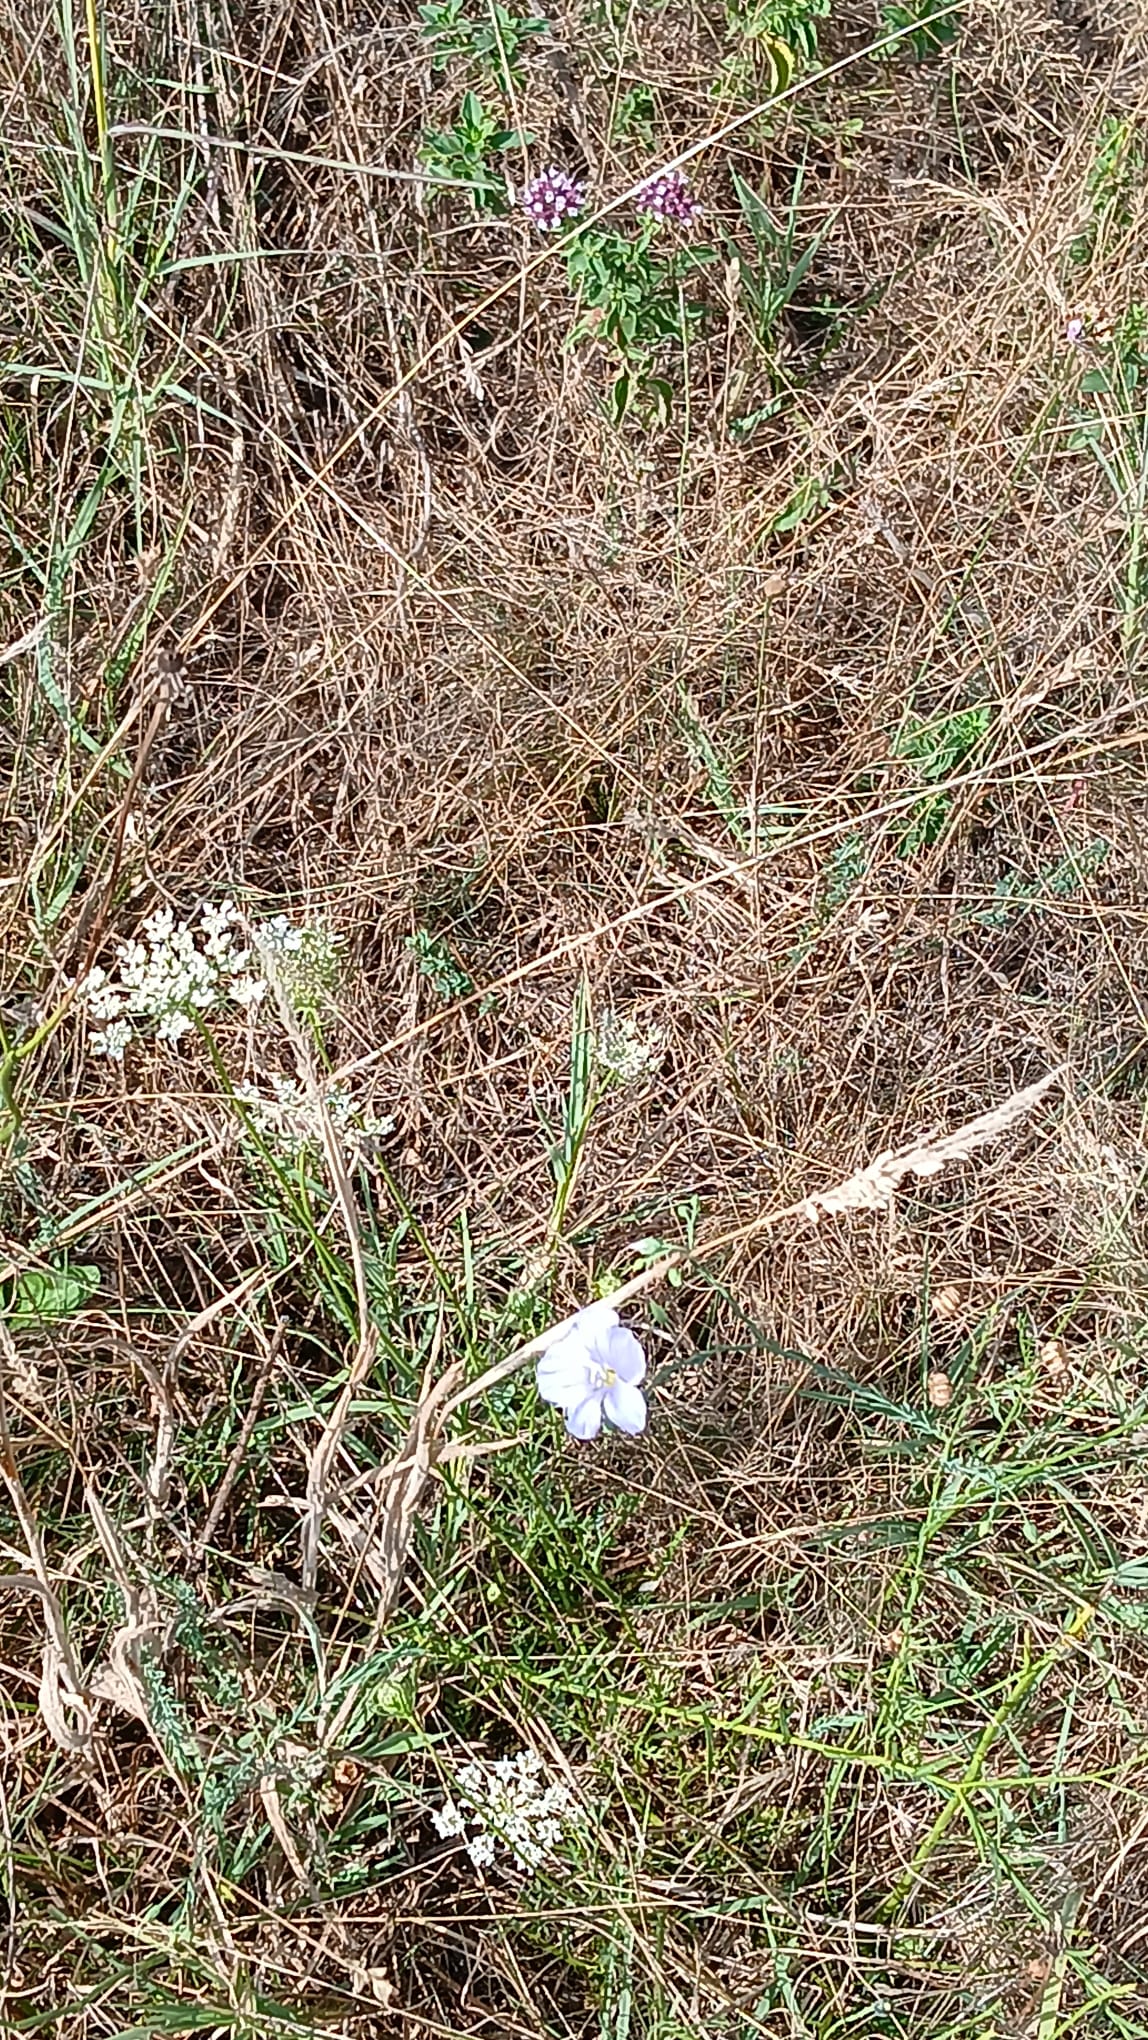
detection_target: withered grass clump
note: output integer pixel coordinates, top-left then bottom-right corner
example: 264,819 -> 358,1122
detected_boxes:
2,3 -> 1148,2035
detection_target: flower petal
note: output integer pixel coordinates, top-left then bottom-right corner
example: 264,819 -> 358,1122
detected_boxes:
535,1337 -> 593,1410
564,1393 -> 604,1440
602,1380 -> 647,1435
568,1302 -> 619,1349
605,1325 -> 646,1385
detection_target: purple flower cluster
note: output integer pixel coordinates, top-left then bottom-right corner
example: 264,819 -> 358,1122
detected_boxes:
636,168 -> 701,228
521,167 -> 585,232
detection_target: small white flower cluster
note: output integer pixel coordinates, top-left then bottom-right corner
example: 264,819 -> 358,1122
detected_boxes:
594,1009 -> 664,1087
81,903 -> 265,1061
430,1747 -> 579,1873
253,915 -> 341,1019
235,1075 -> 394,1160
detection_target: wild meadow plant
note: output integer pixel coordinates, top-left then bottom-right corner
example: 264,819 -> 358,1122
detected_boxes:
520,164 -> 713,421
7,8 -> 1148,2027
75,905 -> 343,1059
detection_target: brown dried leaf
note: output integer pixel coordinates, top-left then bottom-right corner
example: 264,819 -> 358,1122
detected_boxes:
927,1370 -> 954,1409
89,1622 -> 160,1726
369,1359 -> 464,1621
301,1327 -> 379,1592
800,1069 -> 1063,1222
350,1965 -> 397,2008
0,1574 -> 92,1755
260,1771 -> 313,1888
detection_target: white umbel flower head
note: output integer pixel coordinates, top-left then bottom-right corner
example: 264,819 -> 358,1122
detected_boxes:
430,1747 -> 578,1873
535,1302 -> 647,1440
594,1009 -> 664,1086
76,901 -> 269,1059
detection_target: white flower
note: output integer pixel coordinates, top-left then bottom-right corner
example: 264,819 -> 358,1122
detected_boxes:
234,1074 -> 390,1166
535,1303 -> 647,1440
80,967 -> 126,1024
593,1009 -> 664,1086
431,1748 -> 579,1873
256,914 -> 306,956
90,1018 -> 133,1061
429,1799 -> 467,1841
228,974 -> 267,1007
198,898 -> 239,949
155,1008 -> 195,1043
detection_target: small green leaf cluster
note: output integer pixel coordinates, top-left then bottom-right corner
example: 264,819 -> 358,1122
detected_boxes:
564,219 -> 715,424
406,927 -> 475,1001
894,704 -> 991,852
419,0 -> 548,87
419,89 -> 530,214
417,3 -> 546,211
880,1 -> 962,64
716,0 -> 832,101
1069,117 -> 1145,269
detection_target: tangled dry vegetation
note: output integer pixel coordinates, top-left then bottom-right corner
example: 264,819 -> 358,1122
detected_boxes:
3,1 -> 1148,2034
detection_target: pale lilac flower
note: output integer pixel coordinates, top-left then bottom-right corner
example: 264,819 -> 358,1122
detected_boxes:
1065,314 -> 1085,346
535,1302 -> 647,1440
636,168 -> 701,228
522,167 -> 585,231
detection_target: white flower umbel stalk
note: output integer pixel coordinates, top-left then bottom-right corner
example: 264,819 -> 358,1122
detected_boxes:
235,1076 -> 393,1162
430,1747 -> 579,1873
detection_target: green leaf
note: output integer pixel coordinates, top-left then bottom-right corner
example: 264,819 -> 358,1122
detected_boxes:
609,370 -> 633,425
772,472 -> 832,532
731,171 -> 778,254
8,1263 -> 100,1329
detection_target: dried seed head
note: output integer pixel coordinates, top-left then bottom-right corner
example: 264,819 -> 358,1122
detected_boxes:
930,1281 -> 965,1322
800,1069 -> 1063,1222
927,1369 -> 954,1408
1040,1337 -> 1070,1378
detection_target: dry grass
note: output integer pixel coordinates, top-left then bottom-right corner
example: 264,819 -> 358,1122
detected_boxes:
2,1 -> 1148,2034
